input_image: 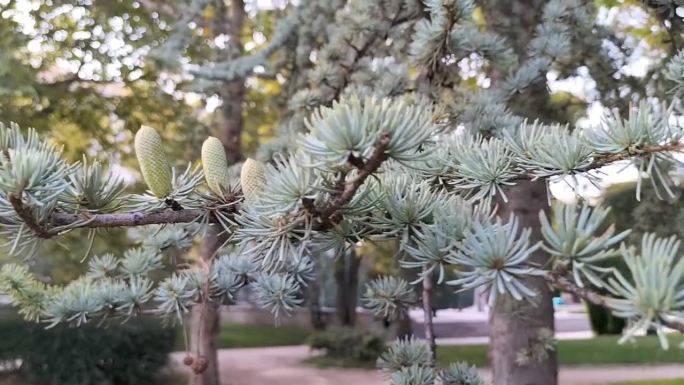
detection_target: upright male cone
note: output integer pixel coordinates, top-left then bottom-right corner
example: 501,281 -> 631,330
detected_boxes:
201,136 -> 229,197
240,158 -> 266,204
134,125 -> 172,198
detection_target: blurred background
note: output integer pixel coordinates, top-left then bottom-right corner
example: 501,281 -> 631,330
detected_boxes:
1,1 -> 684,385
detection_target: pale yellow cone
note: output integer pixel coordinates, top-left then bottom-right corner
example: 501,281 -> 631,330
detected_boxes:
240,158 -> 266,204
134,125 -> 172,198
201,136 -> 229,197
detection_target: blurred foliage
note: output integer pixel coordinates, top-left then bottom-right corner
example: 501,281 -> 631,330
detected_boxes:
0,0 -> 282,168
359,240 -> 474,311
32,228 -> 130,285
0,0 -> 285,283
585,179 -> 684,335
0,0 -> 204,165
548,91 -> 587,124
586,301 -> 626,335
242,77 -> 283,156
602,181 -> 684,243
0,312 -> 175,385
307,326 -> 386,364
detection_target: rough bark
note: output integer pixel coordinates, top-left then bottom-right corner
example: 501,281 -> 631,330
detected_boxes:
308,254 -> 328,330
384,314 -> 413,340
217,0 -> 246,165
394,316 -> 413,340
189,2 -> 245,385
308,279 -> 327,330
489,180 -> 557,385
422,271 -> 436,361
481,1 -> 558,384
190,230 -> 222,385
217,80 -> 245,165
334,248 -> 361,326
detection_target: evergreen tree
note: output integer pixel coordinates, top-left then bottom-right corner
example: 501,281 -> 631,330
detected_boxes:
2,1 -> 684,385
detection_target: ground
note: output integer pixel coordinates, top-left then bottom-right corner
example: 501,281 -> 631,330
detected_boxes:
202,308 -> 684,385
435,335 -> 684,367
171,346 -> 684,385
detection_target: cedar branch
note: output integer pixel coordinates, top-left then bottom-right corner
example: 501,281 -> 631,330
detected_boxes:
516,142 -> 684,181
317,133 -> 390,224
9,192 -> 52,239
546,269 -> 684,333
50,209 -> 207,230
18,142 -> 684,239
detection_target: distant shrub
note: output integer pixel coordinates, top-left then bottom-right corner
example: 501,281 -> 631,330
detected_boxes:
0,313 -> 176,385
586,302 -> 625,335
308,326 -> 386,362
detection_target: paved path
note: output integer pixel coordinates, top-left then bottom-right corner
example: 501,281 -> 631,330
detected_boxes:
171,346 -> 382,385
172,346 -> 684,385
409,307 -> 592,339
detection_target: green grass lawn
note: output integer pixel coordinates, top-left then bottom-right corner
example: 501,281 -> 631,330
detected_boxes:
176,323 -> 312,350
436,335 -> 684,368
175,326 -> 684,371
310,335 -> 684,369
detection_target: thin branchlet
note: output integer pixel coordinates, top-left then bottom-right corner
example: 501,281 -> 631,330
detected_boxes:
8,192 -> 51,238
546,267 -> 684,333
317,132 -> 391,225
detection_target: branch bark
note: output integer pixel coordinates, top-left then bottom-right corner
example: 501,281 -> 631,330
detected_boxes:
584,143 -> 684,169
190,229 -> 221,385
317,133 -> 390,225
51,210 -> 206,229
22,141 -> 677,238
544,270 -> 606,306
9,193 -> 52,238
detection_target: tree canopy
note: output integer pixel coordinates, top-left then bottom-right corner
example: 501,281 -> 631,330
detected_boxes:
2,1 -> 684,385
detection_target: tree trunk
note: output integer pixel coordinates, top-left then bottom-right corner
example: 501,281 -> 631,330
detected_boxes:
334,248 -> 361,326
422,271 -> 436,361
308,254 -> 328,330
188,2 -> 246,384
385,314 -> 413,340
479,1 -> 559,383
190,229 -> 222,385
395,316 -> 413,339
489,180 -> 557,385
217,80 -> 245,164
216,0 -> 246,165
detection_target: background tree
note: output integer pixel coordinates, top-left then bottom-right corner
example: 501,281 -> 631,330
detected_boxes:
2,2 -> 684,385
0,0 -> 205,304
0,0 -> 205,161
0,1 -> 294,383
